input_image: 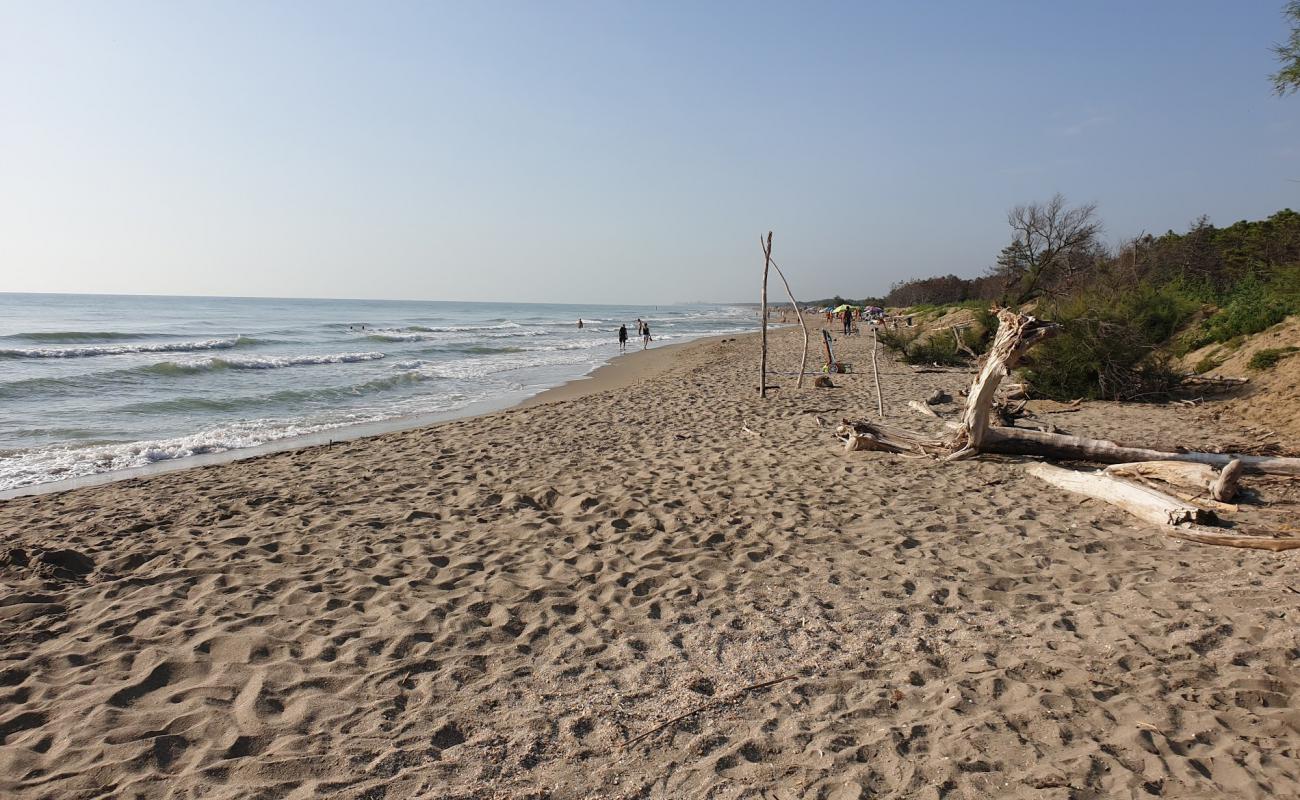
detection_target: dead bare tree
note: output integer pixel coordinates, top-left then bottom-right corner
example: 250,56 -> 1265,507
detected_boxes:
999,194 -> 1101,305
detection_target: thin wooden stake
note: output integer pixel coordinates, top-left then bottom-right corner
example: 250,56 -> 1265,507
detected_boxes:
871,328 -> 884,417
769,257 -> 809,388
759,232 -> 771,398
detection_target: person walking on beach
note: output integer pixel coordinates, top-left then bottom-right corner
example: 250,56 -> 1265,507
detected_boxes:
841,308 -> 852,336
618,324 -> 628,352
641,322 -> 652,349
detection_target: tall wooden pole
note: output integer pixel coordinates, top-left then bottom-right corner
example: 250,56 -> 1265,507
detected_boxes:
759,232 -> 772,397
769,259 -> 809,388
871,327 -> 884,417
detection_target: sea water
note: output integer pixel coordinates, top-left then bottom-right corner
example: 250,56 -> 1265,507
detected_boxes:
0,293 -> 754,492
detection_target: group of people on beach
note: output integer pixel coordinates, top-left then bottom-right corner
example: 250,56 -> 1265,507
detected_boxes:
581,317 -> 651,352
617,318 -> 651,352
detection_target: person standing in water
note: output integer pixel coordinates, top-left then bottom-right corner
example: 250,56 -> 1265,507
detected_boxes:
577,318 -> 583,329
618,324 -> 628,352
641,322 -> 652,349
635,318 -> 644,337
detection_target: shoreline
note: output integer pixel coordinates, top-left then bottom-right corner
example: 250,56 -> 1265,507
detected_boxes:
0,334 -> 734,502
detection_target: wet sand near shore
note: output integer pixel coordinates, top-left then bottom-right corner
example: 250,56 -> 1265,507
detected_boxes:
2,326 -> 1298,799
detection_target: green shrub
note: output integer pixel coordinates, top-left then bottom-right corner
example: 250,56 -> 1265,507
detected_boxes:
1247,346 -> 1299,370
1128,285 -> 1198,343
908,336 -> 965,366
876,326 -> 966,366
1193,354 -> 1221,374
1021,286 -> 1193,401
1182,274 -> 1299,349
1024,322 -> 1183,400
876,327 -> 917,354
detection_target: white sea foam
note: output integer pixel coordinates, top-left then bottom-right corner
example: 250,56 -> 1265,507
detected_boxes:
0,337 -> 247,359
213,352 -> 386,369
0,418 -> 360,491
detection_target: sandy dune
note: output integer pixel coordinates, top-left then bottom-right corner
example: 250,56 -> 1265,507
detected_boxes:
2,327 -> 1299,799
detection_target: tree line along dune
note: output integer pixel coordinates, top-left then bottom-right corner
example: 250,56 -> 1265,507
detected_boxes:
825,201 -> 1299,444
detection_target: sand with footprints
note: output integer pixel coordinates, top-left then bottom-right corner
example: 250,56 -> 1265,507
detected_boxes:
2,327 -> 1299,798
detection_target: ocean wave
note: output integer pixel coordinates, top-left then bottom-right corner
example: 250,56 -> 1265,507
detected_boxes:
364,331 -> 435,342
0,336 -> 259,359
1,330 -> 182,343
386,344 -> 527,370
140,352 -> 386,375
363,323 -> 541,342
422,348 -> 603,380
0,351 -> 388,399
115,371 -> 428,414
410,323 -> 521,332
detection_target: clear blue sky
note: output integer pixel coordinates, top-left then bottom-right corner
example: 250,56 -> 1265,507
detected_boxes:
2,1 -> 1298,303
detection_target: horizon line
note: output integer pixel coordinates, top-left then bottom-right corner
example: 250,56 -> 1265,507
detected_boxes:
0,289 -> 751,307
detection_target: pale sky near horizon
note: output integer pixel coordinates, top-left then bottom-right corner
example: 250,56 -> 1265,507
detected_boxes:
3,1 -> 1299,305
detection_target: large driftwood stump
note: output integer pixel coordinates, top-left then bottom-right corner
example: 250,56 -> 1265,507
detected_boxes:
947,309 -> 1058,459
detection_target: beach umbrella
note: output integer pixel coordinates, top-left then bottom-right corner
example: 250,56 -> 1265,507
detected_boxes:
832,304 -> 860,313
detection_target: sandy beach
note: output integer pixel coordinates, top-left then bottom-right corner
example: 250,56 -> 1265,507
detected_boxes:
2,326 -> 1299,799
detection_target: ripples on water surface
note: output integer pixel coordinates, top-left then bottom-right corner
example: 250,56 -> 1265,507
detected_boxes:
0,293 -> 754,491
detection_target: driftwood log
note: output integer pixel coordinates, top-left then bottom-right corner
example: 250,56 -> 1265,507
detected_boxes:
837,420 -> 942,456
1028,463 -> 1300,552
834,308 -> 1300,549
1103,460 -> 1241,502
908,400 -> 940,419
978,427 -> 1300,476
1027,463 -> 1211,526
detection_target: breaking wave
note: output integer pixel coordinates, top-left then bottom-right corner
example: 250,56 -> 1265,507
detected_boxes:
0,337 -> 260,359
